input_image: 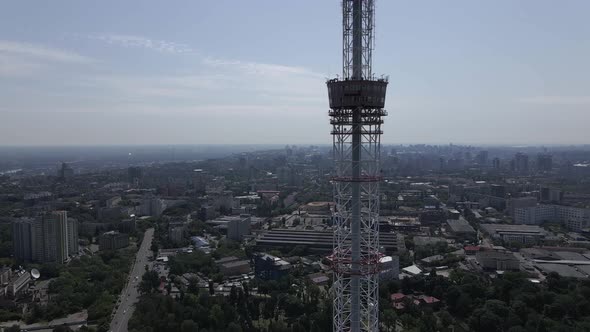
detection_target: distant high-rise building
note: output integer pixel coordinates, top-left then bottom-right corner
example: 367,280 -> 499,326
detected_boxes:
52,211 -> 69,264
536,154 -> 553,172
492,157 -> 501,170
490,185 -> 506,198
476,151 -> 488,166
228,214 -> 251,241
12,218 -> 34,262
140,195 -> 165,217
57,162 -> 74,180
31,218 -> 44,262
128,166 -> 142,186
192,169 -> 206,192
41,214 -> 59,263
16,211 -> 73,264
67,217 -> 79,255
540,187 -> 563,203
514,153 -> 529,174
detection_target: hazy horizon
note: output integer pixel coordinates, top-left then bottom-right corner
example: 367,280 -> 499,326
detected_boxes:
1,0 -> 589,145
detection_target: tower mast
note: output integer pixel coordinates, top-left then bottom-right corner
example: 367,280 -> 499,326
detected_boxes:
327,0 -> 387,331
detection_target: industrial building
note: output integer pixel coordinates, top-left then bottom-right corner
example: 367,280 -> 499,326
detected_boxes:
256,229 -> 403,254
446,218 -> 476,241
476,249 -> 520,271
479,223 -> 547,244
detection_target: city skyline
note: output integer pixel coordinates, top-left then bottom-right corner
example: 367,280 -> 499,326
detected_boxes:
1,0 -> 590,145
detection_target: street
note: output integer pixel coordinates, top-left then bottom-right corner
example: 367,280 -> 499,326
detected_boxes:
109,228 -> 154,332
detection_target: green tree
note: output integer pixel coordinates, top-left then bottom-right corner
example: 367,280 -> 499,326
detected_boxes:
382,308 -> 398,332
187,277 -> 199,295
6,325 -> 20,332
227,322 -> 242,332
52,325 -> 73,332
139,270 -> 160,294
150,242 -> 159,257
209,304 -> 225,329
180,320 -> 197,332
208,280 -> 215,295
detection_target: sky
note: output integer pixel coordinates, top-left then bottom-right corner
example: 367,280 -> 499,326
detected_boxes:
0,0 -> 589,146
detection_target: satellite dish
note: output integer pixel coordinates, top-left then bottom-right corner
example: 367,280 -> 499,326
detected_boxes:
31,268 -> 41,280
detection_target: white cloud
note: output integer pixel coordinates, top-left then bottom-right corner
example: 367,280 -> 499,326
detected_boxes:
202,56 -> 326,78
93,34 -> 194,54
517,96 -> 590,105
0,40 -> 93,63
0,54 -> 46,77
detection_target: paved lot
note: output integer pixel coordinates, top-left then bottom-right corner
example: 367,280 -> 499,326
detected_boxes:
109,228 -> 154,332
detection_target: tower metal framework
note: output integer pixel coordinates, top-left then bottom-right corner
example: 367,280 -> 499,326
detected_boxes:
327,1 -> 387,331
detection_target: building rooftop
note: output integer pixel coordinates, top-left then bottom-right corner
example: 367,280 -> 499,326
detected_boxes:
414,236 -> 446,247
446,218 -> 476,234
480,224 -> 547,236
402,265 -> 422,275
554,251 -> 589,261
221,260 -> 250,269
256,229 -> 402,253
215,256 -> 239,264
536,263 -> 587,278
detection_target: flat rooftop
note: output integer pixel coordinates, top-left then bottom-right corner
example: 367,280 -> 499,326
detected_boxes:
447,219 -> 476,234
536,263 -> 587,278
480,224 -> 547,236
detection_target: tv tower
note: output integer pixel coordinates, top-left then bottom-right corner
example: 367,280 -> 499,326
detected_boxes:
327,0 -> 387,331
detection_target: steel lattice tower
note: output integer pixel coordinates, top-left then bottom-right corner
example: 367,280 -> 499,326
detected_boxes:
327,0 -> 387,331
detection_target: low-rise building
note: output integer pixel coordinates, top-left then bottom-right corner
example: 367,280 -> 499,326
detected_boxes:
253,253 -> 291,280
464,245 -> 481,255
390,293 -> 441,310
446,218 -> 476,241
413,236 -> 447,248
7,272 -> 31,297
0,267 -> 13,285
475,250 -> 520,271
307,272 -> 330,285
219,259 -> 251,276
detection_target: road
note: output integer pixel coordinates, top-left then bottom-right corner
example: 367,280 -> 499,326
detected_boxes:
109,228 -> 154,332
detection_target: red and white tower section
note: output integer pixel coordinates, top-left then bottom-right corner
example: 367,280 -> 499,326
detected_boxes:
327,0 -> 387,331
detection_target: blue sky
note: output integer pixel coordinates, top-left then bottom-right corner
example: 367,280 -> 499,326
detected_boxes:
0,0 -> 589,145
